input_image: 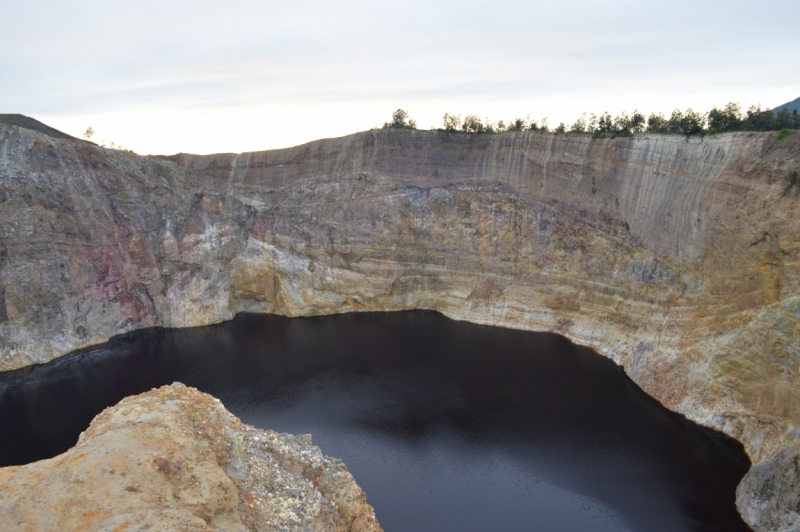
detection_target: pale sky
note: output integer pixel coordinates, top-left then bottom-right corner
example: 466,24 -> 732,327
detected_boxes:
2,0 -> 798,155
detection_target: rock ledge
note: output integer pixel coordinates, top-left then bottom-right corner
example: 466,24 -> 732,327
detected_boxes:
0,383 -> 382,532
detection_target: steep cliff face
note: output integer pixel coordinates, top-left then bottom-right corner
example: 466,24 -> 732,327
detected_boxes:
1,124 -> 799,527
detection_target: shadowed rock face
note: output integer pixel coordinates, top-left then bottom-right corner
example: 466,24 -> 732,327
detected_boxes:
0,125 -> 799,528
737,443 -> 800,532
0,383 -> 382,532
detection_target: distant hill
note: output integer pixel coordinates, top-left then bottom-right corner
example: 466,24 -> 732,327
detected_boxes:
0,114 -> 77,140
773,97 -> 800,114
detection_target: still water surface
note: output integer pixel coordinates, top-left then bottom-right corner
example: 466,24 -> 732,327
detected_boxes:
0,311 -> 751,531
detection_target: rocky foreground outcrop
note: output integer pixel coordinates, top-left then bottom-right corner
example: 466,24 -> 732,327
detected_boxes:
0,382 -> 382,532
737,443 -> 800,532
0,123 -> 799,529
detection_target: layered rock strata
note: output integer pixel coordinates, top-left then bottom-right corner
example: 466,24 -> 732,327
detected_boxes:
0,124 -> 799,528
0,382 -> 382,532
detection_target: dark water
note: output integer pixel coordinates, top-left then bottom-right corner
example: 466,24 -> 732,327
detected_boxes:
0,311 -> 751,532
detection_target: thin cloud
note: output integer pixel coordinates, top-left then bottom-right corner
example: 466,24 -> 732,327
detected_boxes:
3,0 -> 798,154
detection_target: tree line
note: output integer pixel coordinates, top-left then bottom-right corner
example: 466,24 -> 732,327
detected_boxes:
382,103 -> 800,137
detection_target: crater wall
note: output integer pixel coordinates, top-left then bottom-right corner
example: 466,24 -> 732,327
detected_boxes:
1,125 -> 798,528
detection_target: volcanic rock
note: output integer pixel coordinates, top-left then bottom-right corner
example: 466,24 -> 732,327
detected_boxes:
0,382 -> 382,532
1,124 -> 799,529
